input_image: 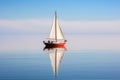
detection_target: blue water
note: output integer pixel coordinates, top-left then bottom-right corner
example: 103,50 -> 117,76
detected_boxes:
0,35 -> 120,80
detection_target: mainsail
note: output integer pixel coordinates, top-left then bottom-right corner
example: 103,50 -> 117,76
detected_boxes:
49,12 -> 65,41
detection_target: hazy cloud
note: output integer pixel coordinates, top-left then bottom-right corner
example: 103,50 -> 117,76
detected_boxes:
0,19 -> 120,34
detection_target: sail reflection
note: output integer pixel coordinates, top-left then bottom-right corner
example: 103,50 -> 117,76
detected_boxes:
43,47 -> 66,77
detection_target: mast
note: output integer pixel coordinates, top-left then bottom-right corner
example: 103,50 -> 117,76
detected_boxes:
55,11 -> 57,42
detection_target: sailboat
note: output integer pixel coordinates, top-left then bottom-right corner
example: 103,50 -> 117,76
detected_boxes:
43,11 -> 67,48
43,47 -> 66,77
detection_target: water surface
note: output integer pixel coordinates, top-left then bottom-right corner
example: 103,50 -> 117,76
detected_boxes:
0,34 -> 120,80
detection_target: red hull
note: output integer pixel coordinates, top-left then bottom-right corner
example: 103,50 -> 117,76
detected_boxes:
43,41 -> 66,48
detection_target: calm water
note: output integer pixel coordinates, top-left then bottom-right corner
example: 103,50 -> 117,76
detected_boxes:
0,34 -> 120,80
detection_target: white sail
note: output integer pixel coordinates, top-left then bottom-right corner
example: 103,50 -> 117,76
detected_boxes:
49,17 -> 56,39
56,21 -> 65,40
49,12 -> 65,40
48,48 -> 65,77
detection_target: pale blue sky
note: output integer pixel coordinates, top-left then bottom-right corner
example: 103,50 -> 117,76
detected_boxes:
0,0 -> 120,20
0,0 -> 120,34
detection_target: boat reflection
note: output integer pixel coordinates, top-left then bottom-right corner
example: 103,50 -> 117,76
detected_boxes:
43,47 -> 67,77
